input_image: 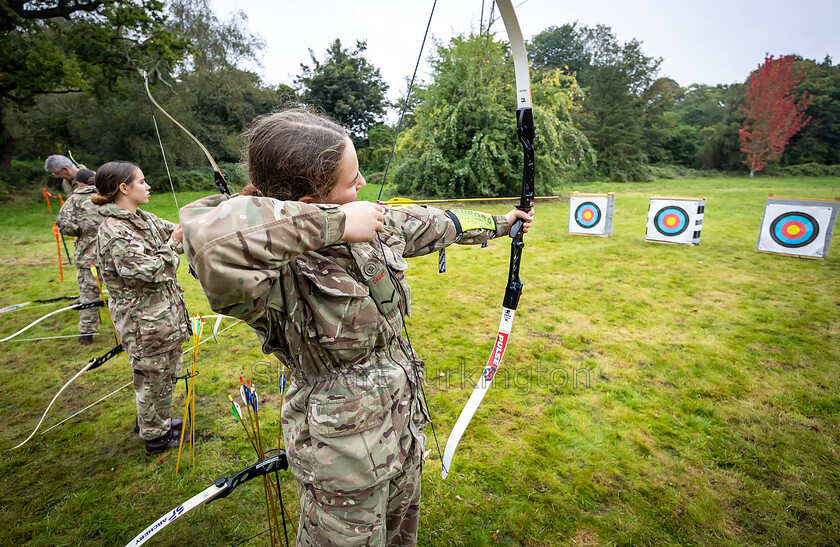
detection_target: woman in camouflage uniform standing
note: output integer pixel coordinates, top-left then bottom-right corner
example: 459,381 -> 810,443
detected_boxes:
180,109 -> 533,546
92,161 -> 188,455
56,169 -> 105,344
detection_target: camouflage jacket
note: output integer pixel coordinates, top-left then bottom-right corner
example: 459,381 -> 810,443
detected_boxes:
61,178 -> 75,198
95,204 -> 190,358
180,195 -> 510,377
180,195 -> 510,488
55,185 -> 106,268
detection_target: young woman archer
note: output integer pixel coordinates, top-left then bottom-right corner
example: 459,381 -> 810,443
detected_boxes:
180,108 -> 533,545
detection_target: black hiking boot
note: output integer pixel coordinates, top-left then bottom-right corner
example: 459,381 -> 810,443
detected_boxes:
135,418 -> 183,434
78,334 -> 94,345
144,428 -> 189,456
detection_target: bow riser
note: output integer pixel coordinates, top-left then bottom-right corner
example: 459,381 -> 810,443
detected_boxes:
505,107 -> 535,311
516,107 -> 536,212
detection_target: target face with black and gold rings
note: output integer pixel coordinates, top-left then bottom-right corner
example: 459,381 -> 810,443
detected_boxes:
574,202 -> 602,228
654,206 -> 689,236
769,211 -> 820,248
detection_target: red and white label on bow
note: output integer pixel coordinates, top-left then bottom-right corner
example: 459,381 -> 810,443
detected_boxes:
480,308 -> 515,384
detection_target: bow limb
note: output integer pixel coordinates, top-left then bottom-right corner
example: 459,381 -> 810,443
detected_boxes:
126,452 -> 289,546
9,344 -> 123,450
0,301 -> 102,343
40,319 -> 241,437
0,295 -> 80,314
441,0 -> 535,479
143,71 -> 231,196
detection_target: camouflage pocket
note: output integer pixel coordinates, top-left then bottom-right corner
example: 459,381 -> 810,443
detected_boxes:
296,257 -> 380,365
131,296 -> 178,355
310,386 -> 388,439
307,386 -> 399,492
299,483 -> 385,546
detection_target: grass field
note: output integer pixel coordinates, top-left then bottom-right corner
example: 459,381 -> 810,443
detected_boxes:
0,176 -> 838,546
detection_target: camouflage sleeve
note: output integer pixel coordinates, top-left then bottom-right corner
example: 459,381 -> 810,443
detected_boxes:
159,217 -> 177,240
384,204 -> 511,258
55,197 -> 81,236
181,195 -> 346,309
169,236 -> 184,255
99,220 -> 180,284
143,211 -> 183,255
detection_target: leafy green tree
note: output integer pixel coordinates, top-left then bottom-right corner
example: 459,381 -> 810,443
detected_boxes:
669,83 -> 744,170
142,1 -> 276,165
356,123 -> 396,177
168,0 -> 264,72
677,84 -> 730,128
694,84 -> 745,170
641,77 -> 682,164
388,31 -> 593,198
531,24 -> 664,180
782,56 -> 840,166
528,23 -> 590,75
0,0 -> 189,168
4,0 -> 279,188
569,24 -> 662,181
296,39 -> 388,139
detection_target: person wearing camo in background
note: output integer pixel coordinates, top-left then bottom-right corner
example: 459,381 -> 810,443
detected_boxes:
44,154 -> 84,196
92,161 -> 188,455
56,168 -> 105,345
179,108 -> 534,546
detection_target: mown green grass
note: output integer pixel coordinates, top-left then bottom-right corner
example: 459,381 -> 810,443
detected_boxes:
0,176 -> 838,546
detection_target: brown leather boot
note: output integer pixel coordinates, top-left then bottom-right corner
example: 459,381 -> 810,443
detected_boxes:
78,334 -> 94,345
144,428 -> 190,456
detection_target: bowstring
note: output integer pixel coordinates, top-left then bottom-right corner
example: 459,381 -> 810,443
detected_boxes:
375,0 -> 446,474
378,0 -> 438,203
146,91 -> 180,213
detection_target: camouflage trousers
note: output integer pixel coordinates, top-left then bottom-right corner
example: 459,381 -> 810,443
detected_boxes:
285,365 -> 427,546
131,347 -> 183,440
295,445 -> 422,546
76,265 -> 101,334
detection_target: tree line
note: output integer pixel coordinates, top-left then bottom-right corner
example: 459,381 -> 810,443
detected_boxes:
2,1 -> 837,199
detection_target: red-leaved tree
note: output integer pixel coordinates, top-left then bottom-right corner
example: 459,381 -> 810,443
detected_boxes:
740,55 -> 812,179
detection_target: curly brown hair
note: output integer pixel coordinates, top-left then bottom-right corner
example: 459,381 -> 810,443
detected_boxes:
246,108 -> 348,201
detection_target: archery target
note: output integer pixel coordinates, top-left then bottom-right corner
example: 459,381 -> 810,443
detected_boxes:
654,206 -> 689,236
569,193 -> 614,236
757,198 -> 839,258
770,212 -> 819,247
646,197 -> 705,245
576,202 -> 601,228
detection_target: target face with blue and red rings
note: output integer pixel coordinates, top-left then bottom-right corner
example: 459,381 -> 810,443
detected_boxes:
574,202 -> 602,228
654,206 -> 689,236
769,211 -> 820,248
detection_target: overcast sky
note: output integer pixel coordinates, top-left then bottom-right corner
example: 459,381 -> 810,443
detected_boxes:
209,0 -> 840,103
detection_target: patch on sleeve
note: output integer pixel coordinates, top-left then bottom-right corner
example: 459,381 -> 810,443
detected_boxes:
445,209 -> 496,233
